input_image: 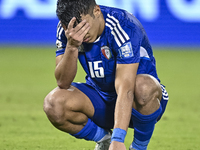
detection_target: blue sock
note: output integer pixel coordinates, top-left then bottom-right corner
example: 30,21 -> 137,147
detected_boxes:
71,118 -> 108,142
131,105 -> 162,150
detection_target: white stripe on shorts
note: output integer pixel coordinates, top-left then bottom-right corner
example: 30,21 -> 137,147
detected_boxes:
161,84 -> 169,100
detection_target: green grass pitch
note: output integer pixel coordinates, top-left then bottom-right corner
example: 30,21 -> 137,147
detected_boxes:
0,47 -> 200,150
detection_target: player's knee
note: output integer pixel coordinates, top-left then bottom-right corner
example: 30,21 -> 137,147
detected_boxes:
134,74 -> 162,106
43,88 -> 67,126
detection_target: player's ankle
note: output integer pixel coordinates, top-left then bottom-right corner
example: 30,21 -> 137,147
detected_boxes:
96,130 -> 112,143
131,138 -> 149,150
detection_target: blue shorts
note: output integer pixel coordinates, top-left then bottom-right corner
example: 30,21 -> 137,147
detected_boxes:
71,82 -> 168,129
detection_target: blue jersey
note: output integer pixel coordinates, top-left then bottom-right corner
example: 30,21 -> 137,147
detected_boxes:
56,5 -> 160,102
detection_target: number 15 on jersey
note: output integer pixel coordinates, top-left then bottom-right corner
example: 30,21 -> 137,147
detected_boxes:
88,61 -> 105,78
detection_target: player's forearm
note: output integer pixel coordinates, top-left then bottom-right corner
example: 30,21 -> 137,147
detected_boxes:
114,91 -> 133,131
55,46 -> 78,89
113,64 -> 137,131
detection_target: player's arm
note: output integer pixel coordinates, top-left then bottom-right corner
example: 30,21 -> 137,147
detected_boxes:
109,63 -> 139,150
55,18 -> 90,89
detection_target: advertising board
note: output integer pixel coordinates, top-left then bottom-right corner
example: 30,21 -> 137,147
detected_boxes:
0,0 -> 200,46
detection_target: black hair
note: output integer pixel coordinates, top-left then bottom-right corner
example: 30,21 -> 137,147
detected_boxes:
56,0 -> 96,27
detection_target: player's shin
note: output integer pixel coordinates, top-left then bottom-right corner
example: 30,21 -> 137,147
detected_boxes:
130,105 -> 162,150
71,118 -> 109,142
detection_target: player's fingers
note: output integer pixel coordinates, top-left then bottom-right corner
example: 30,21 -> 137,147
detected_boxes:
68,17 -> 76,30
79,23 -> 90,38
76,22 -> 90,34
74,19 -> 87,32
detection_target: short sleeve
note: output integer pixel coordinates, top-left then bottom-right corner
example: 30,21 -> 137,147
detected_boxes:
105,12 -> 142,64
55,22 -> 67,57
115,25 -> 142,64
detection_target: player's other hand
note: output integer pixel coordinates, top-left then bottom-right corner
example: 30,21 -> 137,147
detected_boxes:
109,141 -> 126,150
62,17 -> 90,49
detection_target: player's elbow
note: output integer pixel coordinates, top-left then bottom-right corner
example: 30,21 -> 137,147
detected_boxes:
116,83 -> 134,98
116,85 -> 134,102
55,73 -> 71,89
126,89 -> 134,100
56,80 -> 71,89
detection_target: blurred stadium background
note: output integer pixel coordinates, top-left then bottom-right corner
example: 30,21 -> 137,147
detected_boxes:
0,0 -> 200,149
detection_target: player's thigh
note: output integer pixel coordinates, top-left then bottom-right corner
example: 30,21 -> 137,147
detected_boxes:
134,74 -> 162,104
71,82 -> 115,129
132,74 -> 162,114
44,85 -> 95,122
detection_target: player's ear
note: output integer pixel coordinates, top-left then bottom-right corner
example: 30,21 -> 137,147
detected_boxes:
93,5 -> 101,18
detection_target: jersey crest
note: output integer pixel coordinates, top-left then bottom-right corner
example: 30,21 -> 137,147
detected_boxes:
101,46 -> 111,59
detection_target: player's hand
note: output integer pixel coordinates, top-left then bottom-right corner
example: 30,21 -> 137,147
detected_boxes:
62,17 -> 90,49
109,141 -> 126,150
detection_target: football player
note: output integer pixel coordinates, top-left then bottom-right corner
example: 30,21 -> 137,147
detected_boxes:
44,0 -> 169,149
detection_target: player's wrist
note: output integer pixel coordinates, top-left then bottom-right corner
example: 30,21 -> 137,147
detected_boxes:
66,44 -> 79,52
111,128 -> 127,143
